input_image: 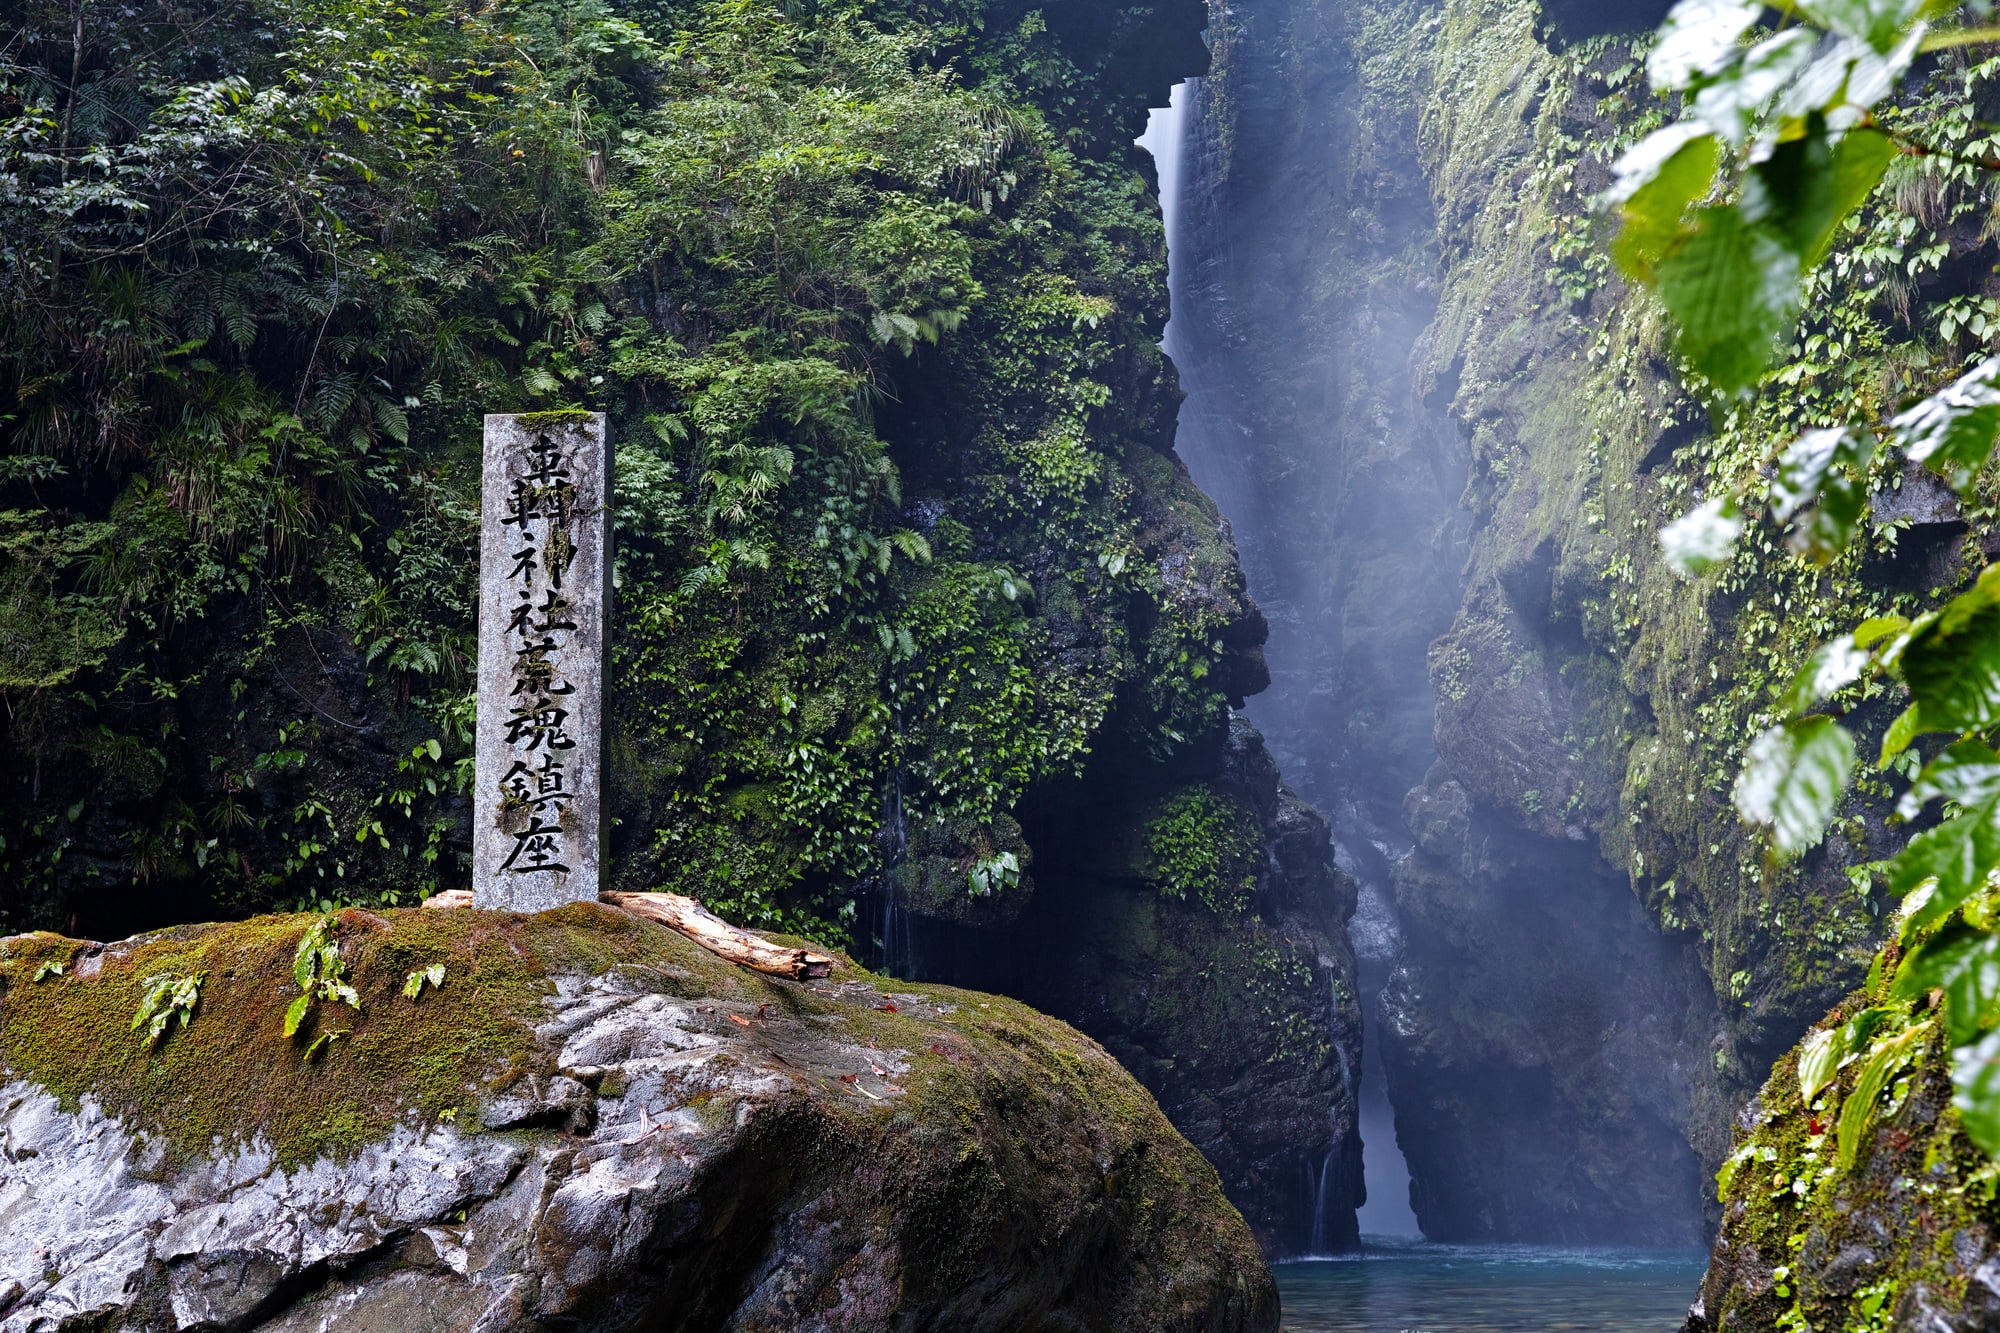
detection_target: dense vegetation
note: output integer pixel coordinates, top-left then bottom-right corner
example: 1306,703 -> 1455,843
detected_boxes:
0,0 -> 1231,944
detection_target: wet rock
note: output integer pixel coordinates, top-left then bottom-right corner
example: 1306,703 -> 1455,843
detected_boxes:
0,907 -> 1276,1332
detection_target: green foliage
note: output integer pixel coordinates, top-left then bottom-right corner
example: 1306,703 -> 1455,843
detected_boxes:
1619,0 -> 2000,1166
1139,786 -> 1259,915
402,962 -> 447,1000
285,914 -> 362,1041
0,0 -> 1238,942
132,970 -> 204,1046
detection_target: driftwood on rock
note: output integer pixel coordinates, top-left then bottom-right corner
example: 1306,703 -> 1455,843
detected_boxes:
601,891 -> 836,980
419,888 -> 835,981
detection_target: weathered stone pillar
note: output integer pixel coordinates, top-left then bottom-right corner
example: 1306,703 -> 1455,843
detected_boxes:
473,412 -> 609,910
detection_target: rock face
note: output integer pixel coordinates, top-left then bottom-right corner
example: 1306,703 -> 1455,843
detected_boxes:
1164,0 -> 1715,1243
899,713 -> 1366,1257
0,907 -> 1277,1332
1692,986 -> 2000,1333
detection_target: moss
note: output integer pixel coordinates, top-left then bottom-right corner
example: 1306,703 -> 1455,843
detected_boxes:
511,409 -> 597,427
1703,969 -> 2000,1331
0,903 -> 748,1165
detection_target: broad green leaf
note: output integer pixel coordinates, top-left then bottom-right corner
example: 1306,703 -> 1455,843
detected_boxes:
1649,0 -> 1764,89
1734,716 -> 1855,856
1879,701 -> 1922,767
1893,357 -> 2000,495
1661,496 -> 1744,576
1898,741 -> 2000,818
1746,118 -> 1893,268
1798,1025 -> 1846,1104
1778,636 -> 1870,715
283,992 -> 313,1038
1896,565 -> 2000,732
1799,0 -> 1927,55
1856,615 -> 1911,649
1955,1028 -> 2000,1155
1891,795 -> 2000,942
1608,126 -> 1721,280
1837,1023 -> 1929,1168
1893,924 -> 2000,1044
1691,29 -> 1817,143
1817,129 -> 1897,264
1787,468 -> 1873,563
1655,206 -> 1801,394
1770,427 -> 1861,521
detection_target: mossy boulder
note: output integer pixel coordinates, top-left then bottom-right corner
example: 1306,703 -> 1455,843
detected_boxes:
1692,977 -> 2000,1333
0,904 -> 1276,1331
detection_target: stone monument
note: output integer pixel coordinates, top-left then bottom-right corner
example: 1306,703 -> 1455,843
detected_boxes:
473,412 -> 608,910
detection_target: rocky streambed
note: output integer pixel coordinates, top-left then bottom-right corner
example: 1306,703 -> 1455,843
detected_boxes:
0,904 -> 1276,1331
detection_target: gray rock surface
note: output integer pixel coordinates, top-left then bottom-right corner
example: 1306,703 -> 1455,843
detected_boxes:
0,909 -> 1276,1332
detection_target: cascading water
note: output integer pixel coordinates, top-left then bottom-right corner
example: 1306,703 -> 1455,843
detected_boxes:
1140,84 -> 1421,1246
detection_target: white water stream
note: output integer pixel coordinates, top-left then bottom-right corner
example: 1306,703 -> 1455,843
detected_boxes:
1139,84 -> 1422,1243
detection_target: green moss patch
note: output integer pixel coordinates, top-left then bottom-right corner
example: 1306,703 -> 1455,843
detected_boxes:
0,903 -> 750,1165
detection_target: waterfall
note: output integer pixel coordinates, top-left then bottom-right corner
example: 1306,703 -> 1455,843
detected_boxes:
1141,82 -> 1423,1244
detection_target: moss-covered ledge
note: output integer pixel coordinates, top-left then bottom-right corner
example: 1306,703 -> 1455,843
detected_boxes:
0,904 -> 1277,1331
1694,965 -> 2000,1333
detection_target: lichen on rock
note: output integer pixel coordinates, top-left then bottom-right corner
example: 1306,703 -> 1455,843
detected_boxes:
0,906 -> 1277,1331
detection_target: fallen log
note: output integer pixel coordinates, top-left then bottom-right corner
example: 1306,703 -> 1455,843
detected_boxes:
418,888 -> 834,981
601,892 -> 836,981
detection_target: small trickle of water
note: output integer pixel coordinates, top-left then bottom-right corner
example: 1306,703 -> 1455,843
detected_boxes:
1276,1240 -> 1706,1333
1306,1149 -> 1337,1254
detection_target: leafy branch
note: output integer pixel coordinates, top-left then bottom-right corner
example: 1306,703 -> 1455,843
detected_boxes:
1612,0 -> 2000,1151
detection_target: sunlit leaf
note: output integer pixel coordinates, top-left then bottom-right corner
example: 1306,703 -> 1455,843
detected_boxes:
1733,716 -> 1855,856
1655,206 -> 1801,393
1893,925 -> 2000,1045
1778,636 -> 1871,715
1798,1025 -> 1846,1104
1879,701 -> 1922,768
1691,29 -> 1816,143
1661,495 -> 1744,576
1955,1029 -> 2000,1155
1891,795 -> 2000,942
1607,125 -> 1721,279
283,992 -> 312,1038
1897,565 -> 2000,732
1893,357 -> 2000,495
1800,0 -> 1928,56
1899,741 -> 2000,818
1649,0 -> 1764,89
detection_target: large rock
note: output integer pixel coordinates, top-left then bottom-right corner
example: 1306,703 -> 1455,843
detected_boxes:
0,906 -> 1276,1331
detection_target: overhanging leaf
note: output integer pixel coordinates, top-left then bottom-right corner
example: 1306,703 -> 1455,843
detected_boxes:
1955,1028 -> 2000,1155
1655,205 -> 1802,394
1733,716 -> 1856,856
1898,740 -> 2000,818
1893,357 -> 2000,495
1879,700 -> 1922,768
1649,0 -> 1765,88
1890,795 -> 2000,942
1661,495 -> 1744,576
1896,565 -> 2000,732
1893,924 -> 2000,1045
1608,125 -> 1721,280
1778,636 -> 1871,715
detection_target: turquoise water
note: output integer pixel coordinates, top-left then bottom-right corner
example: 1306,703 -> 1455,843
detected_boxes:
1277,1239 -> 1708,1333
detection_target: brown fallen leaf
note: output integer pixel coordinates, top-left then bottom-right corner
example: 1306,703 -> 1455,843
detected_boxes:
727,1013 -> 753,1027
876,1001 -> 899,1013
839,1073 -> 858,1083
